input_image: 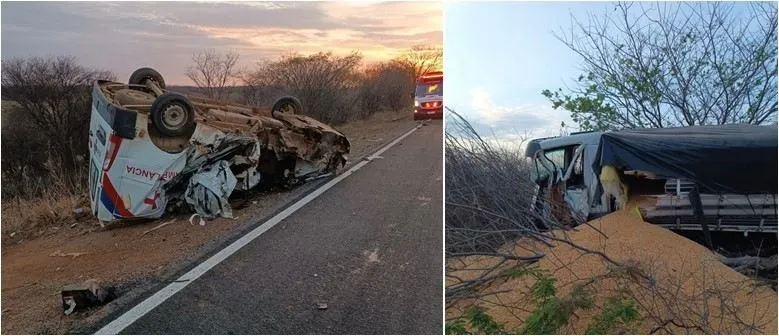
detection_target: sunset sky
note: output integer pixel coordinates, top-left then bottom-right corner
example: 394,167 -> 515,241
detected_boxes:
1,1 -> 442,85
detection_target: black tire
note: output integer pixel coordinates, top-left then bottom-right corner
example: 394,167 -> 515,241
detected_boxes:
150,93 -> 195,137
271,96 -> 303,118
129,67 -> 166,89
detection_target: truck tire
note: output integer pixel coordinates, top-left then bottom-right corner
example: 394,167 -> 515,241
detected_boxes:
150,93 -> 195,137
129,67 -> 166,89
271,96 -> 303,118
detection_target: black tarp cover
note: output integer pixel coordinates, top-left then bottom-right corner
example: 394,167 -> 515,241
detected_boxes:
594,124 -> 778,195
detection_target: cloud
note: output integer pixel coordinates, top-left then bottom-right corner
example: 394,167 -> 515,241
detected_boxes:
1,1 -> 442,85
462,88 -> 576,143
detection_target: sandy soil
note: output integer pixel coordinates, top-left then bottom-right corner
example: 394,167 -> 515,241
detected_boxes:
447,197 -> 778,334
0,110 -> 419,334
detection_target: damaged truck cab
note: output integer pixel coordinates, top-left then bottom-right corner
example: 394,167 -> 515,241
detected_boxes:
525,131 -> 607,222
88,68 -> 350,224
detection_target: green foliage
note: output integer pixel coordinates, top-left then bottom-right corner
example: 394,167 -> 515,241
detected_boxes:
445,319 -> 469,335
520,284 -> 594,334
529,271 -> 557,304
446,306 -> 510,335
585,297 -> 640,334
449,267 -> 639,335
465,306 -> 508,334
542,84 -> 617,132
520,297 -> 570,334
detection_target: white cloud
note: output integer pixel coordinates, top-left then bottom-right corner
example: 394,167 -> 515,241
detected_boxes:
468,88 -> 575,140
470,87 -> 506,124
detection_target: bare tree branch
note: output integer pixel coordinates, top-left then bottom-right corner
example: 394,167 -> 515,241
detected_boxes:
186,49 -> 240,100
544,2 -> 777,131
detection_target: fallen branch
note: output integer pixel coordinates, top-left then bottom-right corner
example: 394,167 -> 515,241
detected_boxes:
142,219 -> 178,236
718,254 -> 778,271
49,250 -> 89,259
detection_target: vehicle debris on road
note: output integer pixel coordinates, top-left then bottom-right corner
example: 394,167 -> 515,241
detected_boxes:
189,214 -> 206,226
61,279 -> 116,315
87,68 -> 350,225
73,207 -> 87,219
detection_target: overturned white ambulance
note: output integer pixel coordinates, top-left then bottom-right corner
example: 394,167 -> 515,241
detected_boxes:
87,68 -> 350,224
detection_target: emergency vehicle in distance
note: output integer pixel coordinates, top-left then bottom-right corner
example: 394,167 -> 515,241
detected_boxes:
413,71 -> 443,120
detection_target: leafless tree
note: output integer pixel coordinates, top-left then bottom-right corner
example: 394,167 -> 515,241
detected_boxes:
394,44 -> 443,81
186,49 -> 240,100
544,2 -> 777,130
1,56 -> 114,191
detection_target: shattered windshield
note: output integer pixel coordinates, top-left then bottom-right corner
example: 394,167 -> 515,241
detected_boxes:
415,83 -> 443,97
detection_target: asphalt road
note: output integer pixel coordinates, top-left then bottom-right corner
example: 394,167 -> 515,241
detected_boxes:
119,122 -> 443,335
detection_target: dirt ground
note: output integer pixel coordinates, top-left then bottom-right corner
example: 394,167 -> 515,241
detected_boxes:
447,197 -> 778,334
0,110 -> 419,335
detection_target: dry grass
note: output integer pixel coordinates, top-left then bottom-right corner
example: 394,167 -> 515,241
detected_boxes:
2,159 -> 91,239
1,194 -> 89,238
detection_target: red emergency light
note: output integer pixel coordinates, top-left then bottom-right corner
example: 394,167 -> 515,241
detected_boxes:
419,71 -> 443,83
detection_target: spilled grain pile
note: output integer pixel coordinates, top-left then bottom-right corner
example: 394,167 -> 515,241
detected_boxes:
447,198 -> 778,334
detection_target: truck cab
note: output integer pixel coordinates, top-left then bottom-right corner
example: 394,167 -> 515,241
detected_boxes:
413,71 -> 443,120
525,131 -> 608,222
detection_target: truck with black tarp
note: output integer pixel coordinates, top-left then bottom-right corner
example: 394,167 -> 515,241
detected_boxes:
525,124 -> 778,234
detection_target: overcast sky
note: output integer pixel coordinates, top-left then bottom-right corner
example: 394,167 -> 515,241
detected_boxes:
1,1 -> 442,85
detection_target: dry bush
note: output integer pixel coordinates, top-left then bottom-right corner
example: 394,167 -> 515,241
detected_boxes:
243,51 -> 363,124
359,61 -> 415,116
240,45 -> 439,124
445,109 -> 572,257
1,56 -> 114,197
1,56 -> 110,237
1,101 -> 48,198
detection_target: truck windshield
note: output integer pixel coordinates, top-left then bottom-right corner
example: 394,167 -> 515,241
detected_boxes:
415,82 -> 443,97
544,148 -> 565,172
533,148 -> 564,183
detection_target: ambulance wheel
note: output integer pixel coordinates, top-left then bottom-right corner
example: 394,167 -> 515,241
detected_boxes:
271,96 -> 303,118
129,67 -> 166,89
151,93 -> 195,137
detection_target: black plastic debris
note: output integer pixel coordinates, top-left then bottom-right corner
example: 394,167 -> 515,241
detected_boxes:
61,279 -> 117,315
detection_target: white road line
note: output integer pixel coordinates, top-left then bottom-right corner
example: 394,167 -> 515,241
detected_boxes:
95,125 -> 421,335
